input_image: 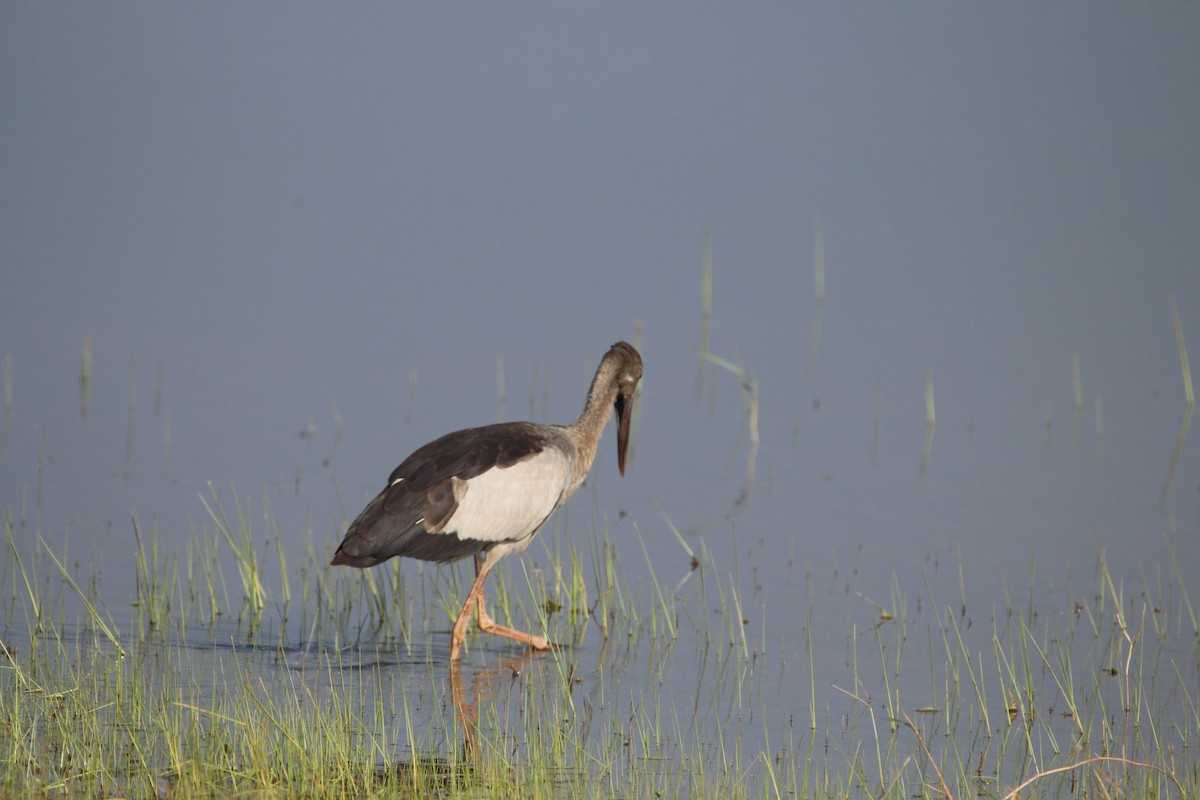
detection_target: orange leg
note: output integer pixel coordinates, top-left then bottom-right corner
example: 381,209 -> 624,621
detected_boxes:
449,556 -> 489,660
449,553 -> 550,660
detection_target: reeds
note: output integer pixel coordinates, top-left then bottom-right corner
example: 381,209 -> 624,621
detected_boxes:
1162,295 -> 1194,502
3,500 -> 1195,799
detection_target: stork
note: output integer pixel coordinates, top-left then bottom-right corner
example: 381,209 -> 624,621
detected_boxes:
331,341 -> 643,660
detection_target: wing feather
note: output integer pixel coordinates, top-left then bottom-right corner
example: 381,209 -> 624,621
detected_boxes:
330,422 -> 564,567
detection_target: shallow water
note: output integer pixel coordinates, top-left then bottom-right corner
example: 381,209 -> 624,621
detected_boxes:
2,336 -> 1196,794
3,6 -> 1199,794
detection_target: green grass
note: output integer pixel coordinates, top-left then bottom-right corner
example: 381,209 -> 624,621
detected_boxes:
2,493 -> 1197,799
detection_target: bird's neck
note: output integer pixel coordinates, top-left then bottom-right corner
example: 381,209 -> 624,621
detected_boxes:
563,366 -> 619,490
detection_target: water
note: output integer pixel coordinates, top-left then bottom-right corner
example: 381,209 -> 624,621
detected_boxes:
2,326 -> 1196,794
3,5 -> 1199,795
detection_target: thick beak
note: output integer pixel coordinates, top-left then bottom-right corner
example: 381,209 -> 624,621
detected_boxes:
614,390 -> 633,476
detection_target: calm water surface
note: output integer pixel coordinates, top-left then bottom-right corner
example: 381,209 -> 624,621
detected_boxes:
3,6 -> 1199,793
2,324 -> 1196,792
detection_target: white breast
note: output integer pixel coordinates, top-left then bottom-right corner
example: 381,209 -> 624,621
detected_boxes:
438,447 -> 572,548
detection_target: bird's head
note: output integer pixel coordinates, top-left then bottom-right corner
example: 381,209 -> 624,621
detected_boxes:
608,341 -> 643,476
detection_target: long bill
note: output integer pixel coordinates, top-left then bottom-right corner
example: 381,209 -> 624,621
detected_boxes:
615,390 -> 633,476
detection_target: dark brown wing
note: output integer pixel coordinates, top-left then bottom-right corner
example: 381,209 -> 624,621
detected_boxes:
330,421 -> 550,567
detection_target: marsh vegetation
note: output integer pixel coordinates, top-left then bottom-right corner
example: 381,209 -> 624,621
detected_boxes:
2,481 -> 1196,798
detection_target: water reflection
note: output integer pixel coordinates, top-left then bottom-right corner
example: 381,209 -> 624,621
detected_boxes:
450,651 -> 542,757
293,655 -> 543,795
693,348 -> 759,510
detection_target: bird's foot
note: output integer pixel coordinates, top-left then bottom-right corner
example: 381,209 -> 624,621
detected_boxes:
477,604 -> 550,651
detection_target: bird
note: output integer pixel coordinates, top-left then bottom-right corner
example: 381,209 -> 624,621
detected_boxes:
331,341 -> 643,660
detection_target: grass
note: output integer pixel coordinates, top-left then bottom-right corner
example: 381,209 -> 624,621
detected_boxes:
1162,296 -> 1195,503
78,336 -> 91,422
695,225 -> 713,400
2,492 -> 1197,799
809,212 -> 825,377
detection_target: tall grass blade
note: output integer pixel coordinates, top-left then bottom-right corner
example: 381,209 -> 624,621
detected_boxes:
79,335 -> 92,420
1,352 -> 11,456
40,536 -> 125,657
809,211 -> 825,376
920,368 -> 935,476
1161,296 -> 1195,503
695,226 -> 713,399
1070,352 -> 1083,456
494,347 -> 506,423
